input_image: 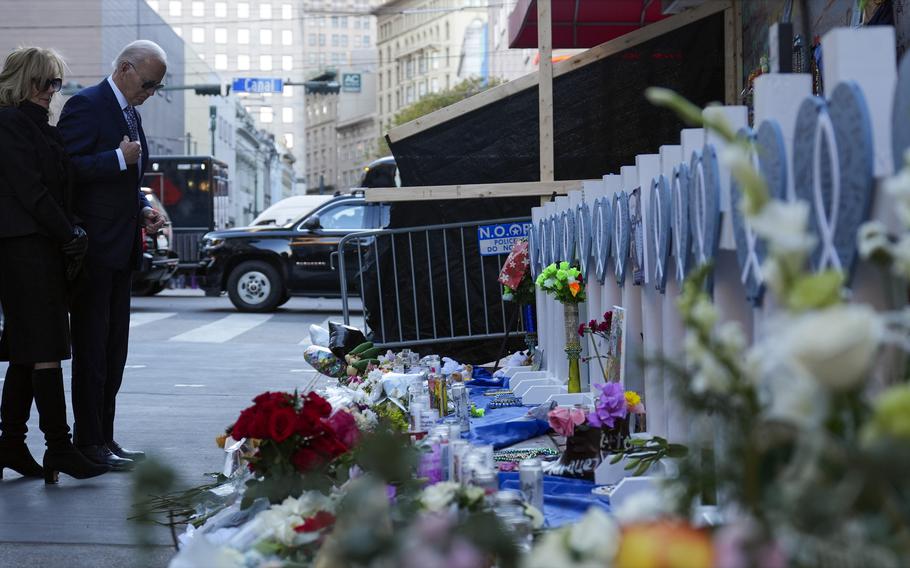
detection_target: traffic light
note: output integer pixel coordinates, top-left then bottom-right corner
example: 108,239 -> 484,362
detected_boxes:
194,84 -> 226,96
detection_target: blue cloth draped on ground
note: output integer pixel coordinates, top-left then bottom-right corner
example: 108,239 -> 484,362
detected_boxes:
465,385 -> 549,448
464,367 -> 506,388
498,472 -> 610,527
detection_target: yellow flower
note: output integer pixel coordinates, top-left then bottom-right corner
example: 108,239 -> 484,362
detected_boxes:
616,522 -> 713,568
215,433 -> 227,449
625,391 -> 641,408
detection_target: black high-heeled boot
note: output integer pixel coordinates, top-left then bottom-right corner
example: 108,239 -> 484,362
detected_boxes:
31,368 -> 110,484
0,363 -> 43,478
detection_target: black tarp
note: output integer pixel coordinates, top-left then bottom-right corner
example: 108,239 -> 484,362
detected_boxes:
389,11 -> 727,189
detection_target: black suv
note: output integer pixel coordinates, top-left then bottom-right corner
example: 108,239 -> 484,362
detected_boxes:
199,192 -> 389,312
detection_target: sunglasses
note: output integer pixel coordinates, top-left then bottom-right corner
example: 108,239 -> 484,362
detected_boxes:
126,62 -> 165,92
37,77 -> 63,92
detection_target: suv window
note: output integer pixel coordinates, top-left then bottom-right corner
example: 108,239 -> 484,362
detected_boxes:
317,203 -> 368,230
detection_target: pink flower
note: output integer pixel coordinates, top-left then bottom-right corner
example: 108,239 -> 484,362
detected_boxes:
548,406 -> 587,437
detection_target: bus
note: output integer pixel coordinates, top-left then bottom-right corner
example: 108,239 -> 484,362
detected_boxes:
142,156 -> 229,270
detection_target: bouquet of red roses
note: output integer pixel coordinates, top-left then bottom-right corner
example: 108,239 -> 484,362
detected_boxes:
231,391 -> 360,506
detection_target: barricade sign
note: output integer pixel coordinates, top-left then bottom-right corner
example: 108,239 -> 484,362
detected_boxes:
477,222 -> 532,256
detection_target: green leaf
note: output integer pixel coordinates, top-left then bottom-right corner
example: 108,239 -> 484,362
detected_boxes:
633,460 -> 651,477
786,270 -> 844,311
623,458 -> 641,471
609,453 -> 624,464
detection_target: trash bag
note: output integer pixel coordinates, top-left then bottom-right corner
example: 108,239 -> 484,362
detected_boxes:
328,321 -> 367,359
303,345 -> 346,378
309,324 -> 330,347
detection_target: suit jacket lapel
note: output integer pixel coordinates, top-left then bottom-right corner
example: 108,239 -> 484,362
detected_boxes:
98,79 -> 130,140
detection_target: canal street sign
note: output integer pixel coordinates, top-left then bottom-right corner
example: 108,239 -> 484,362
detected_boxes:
478,222 -> 532,256
231,77 -> 284,94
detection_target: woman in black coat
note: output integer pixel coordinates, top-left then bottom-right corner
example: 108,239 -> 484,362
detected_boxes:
0,47 -> 108,483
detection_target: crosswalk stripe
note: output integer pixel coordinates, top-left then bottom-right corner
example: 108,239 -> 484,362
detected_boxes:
169,313 -> 272,343
129,312 -> 177,329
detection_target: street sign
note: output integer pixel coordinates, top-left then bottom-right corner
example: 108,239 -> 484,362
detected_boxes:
342,73 -> 361,93
231,77 -> 283,94
477,222 -> 532,256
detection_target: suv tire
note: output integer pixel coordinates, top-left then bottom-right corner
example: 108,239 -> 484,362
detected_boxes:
227,260 -> 284,312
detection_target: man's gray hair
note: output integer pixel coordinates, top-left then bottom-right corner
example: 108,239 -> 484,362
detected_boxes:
112,40 -> 167,69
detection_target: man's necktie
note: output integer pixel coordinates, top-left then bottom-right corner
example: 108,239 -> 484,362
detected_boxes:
124,105 -> 140,142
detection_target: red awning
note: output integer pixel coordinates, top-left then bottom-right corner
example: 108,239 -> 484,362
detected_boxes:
509,0 -> 669,49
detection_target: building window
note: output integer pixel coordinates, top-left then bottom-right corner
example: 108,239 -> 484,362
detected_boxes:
318,34 -> 325,46
363,35 -> 370,46
191,27 -> 205,43
237,54 -> 250,70
191,1 -> 204,17
237,2 -> 249,18
168,1 -> 181,17
308,34 -> 316,47
260,107 -> 273,123
431,77 -> 439,92
237,29 -> 250,44
418,81 -> 426,97
147,0 -> 159,11
354,36 -> 361,48
282,55 -> 293,71
282,107 -> 293,123
260,29 -> 272,44
284,133 -> 294,148
281,3 -> 292,19
332,52 -> 343,64
214,28 -> 227,44
259,55 -> 273,70
259,3 -> 271,19
282,30 -> 293,45
283,85 -> 293,97
214,2 -> 226,17
214,54 -> 228,70
307,52 -> 317,64
331,34 -> 339,47
340,35 -> 348,47
173,26 -> 182,37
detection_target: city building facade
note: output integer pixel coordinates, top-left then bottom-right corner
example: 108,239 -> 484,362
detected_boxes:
375,0 -> 489,132
146,0 -> 378,191
304,57 -> 378,193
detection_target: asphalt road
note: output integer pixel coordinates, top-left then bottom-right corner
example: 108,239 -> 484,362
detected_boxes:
0,290 -> 361,567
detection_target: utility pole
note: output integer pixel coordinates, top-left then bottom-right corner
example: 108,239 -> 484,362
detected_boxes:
209,105 -> 217,158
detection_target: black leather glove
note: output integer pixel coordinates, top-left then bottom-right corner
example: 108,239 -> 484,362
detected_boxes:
62,227 -> 88,282
62,226 -> 88,257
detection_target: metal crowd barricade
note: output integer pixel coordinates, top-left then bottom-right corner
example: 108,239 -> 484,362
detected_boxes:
337,217 -> 531,349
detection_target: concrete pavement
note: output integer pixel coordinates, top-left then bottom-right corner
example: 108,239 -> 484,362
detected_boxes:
0,293 -> 353,567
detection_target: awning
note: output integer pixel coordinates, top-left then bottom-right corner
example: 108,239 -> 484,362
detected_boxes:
509,0 -> 668,49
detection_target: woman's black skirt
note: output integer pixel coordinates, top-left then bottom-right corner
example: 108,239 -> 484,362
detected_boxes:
0,234 -> 71,363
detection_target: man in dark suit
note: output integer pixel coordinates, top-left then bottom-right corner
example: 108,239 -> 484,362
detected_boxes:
58,40 -> 167,470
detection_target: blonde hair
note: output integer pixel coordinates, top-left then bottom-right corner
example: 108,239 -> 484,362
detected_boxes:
0,47 -> 66,108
